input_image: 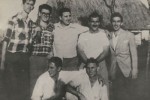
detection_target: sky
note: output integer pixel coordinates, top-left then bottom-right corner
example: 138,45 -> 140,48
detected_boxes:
0,0 -> 149,31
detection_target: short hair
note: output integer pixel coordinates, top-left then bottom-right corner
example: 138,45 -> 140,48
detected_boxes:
39,4 -> 52,13
110,12 -> 123,22
22,0 -> 36,5
85,58 -> 99,67
88,11 -> 103,22
48,57 -> 62,68
59,8 -> 71,16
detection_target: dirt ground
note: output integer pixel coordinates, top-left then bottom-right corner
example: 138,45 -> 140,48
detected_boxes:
0,41 -> 150,100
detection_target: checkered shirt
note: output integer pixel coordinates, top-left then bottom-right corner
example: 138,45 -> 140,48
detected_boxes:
31,26 -> 54,56
3,12 -> 31,53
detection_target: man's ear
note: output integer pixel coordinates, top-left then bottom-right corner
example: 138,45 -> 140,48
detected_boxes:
121,22 -> 123,26
38,12 -> 41,17
59,16 -> 62,21
58,67 -> 61,72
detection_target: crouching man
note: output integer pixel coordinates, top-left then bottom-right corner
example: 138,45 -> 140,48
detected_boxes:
31,57 -> 66,100
66,58 -> 109,100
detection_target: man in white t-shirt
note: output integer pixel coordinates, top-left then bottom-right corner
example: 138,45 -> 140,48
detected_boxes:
78,12 -> 110,84
53,8 -> 88,71
66,58 -> 108,100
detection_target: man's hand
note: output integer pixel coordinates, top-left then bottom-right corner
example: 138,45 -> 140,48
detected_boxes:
131,69 -> 138,79
47,23 -> 54,32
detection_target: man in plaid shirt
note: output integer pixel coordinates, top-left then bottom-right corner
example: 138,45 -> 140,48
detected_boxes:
29,4 -> 54,96
0,0 -> 36,100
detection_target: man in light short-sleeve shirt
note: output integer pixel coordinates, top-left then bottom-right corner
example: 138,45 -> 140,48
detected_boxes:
78,12 -> 109,83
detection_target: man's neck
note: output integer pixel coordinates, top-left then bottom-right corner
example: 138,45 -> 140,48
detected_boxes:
21,10 -> 29,21
51,73 -> 59,82
40,20 -> 48,29
89,29 -> 99,34
60,22 -> 70,28
113,29 -> 121,37
89,76 -> 98,87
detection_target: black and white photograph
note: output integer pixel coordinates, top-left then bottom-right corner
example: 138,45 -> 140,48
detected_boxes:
0,0 -> 150,100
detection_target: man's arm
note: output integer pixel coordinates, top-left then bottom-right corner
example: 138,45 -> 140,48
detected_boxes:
66,85 -> 86,100
47,79 -> 66,100
0,19 -> 14,71
96,45 -> 110,63
77,44 -> 88,64
0,41 -> 7,71
129,33 -> 138,79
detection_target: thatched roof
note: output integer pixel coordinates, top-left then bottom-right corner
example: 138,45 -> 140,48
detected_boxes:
47,0 -> 150,30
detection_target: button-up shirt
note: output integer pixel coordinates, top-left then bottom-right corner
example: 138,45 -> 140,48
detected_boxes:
3,12 -> 31,53
31,25 -> 54,56
67,69 -> 108,100
112,31 -> 121,50
53,23 -> 88,59
31,71 -> 79,100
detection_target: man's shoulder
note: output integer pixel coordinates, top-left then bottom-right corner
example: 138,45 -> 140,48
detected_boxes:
79,30 -> 90,37
121,29 -> 134,37
38,71 -> 49,80
8,13 -> 20,25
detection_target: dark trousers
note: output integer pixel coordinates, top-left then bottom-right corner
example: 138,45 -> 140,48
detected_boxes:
30,55 -> 48,96
62,56 -> 79,71
4,52 -> 30,100
111,64 -> 132,100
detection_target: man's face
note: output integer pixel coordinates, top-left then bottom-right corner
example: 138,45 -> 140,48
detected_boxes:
89,17 -> 100,32
40,9 -> 51,22
86,63 -> 97,78
23,0 -> 34,14
48,62 -> 60,78
112,16 -> 123,31
60,12 -> 71,26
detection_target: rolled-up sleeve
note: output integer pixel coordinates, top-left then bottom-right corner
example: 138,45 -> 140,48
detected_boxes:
3,19 -> 14,43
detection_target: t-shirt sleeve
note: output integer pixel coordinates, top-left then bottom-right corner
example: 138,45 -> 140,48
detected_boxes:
59,71 -> 81,84
31,77 -> 43,100
59,71 -> 82,84
75,24 -> 89,35
101,32 -> 110,47
68,70 -> 85,87
78,34 -> 85,50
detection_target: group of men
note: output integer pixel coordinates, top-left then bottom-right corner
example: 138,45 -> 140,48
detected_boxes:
0,0 -> 138,100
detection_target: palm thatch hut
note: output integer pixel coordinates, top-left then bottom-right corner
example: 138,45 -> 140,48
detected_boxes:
47,0 -> 150,30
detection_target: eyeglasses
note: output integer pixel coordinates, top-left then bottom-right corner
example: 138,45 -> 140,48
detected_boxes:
41,12 -> 50,17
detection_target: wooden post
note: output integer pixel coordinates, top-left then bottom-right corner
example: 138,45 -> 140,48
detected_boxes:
146,30 -> 150,80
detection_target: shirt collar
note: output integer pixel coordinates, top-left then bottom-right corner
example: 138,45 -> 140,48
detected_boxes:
17,11 -> 30,23
113,28 -> 123,37
55,22 -> 76,29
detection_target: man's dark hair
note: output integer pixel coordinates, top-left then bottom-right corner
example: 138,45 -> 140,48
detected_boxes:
22,0 -> 36,5
110,12 -> 123,22
59,8 -> 71,16
48,57 -> 62,68
85,58 -> 99,67
39,4 -> 52,14
88,11 -> 103,22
